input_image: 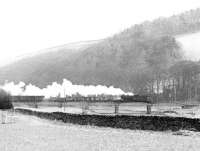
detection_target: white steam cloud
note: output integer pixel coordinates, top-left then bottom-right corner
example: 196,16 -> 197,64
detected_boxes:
0,79 -> 133,98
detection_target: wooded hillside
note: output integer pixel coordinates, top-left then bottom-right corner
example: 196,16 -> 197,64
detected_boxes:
1,8 -> 200,94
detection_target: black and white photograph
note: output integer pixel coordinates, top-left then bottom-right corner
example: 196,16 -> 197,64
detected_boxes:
1,0 -> 200,150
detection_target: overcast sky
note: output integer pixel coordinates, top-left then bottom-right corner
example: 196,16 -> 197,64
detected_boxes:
0,0 -> 200,66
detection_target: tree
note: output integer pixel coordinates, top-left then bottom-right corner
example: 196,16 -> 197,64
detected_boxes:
0,89 -> 13,110
129,69 -> 154,95
145,36 -> 181,102
169,61 -> 200,102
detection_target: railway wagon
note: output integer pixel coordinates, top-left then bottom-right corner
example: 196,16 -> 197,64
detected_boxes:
120,95 -> 152,103
11,95 -> 44,103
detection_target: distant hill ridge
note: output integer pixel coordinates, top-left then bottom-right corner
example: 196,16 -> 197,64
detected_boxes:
1,8 -> 200,92
7,40 -> 102,66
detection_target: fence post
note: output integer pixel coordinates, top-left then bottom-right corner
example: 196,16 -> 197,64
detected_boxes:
114,102 -> 119,115
82,101 -> 89,115
1,110 -> 5,124
34,96 -> 38,108
146,104 -> 152,114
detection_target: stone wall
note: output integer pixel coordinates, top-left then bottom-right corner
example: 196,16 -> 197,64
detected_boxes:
15,108 -> 200,131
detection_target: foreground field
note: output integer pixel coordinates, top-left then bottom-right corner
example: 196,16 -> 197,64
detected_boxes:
1,112 -> 200,151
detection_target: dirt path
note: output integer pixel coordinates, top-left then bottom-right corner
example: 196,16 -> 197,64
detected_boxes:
1,112 -> 200,151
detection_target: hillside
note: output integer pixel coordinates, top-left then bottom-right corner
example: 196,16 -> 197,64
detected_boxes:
1,8 -> 200,93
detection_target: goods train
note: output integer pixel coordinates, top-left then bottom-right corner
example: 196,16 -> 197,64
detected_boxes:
11,94 -> 151,103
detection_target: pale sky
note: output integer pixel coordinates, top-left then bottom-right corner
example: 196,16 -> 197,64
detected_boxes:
0,0 -> 200,66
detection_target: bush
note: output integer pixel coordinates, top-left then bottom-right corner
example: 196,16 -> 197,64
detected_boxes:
0,89 -> 13,110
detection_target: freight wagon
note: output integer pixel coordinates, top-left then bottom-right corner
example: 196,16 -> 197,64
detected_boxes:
11,95 -> 44,103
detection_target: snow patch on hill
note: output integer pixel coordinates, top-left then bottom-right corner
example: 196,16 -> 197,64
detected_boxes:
176,32 -> 200,61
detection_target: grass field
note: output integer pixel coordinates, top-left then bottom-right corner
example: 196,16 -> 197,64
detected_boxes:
1,111 -> 200,151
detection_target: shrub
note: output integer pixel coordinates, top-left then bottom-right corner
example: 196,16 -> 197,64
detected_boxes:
0,89 -> 13,110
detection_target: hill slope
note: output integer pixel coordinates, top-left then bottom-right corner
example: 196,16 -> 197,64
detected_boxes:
1,8 -> 200,92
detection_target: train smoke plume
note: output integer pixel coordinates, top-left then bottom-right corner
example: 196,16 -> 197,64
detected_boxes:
0,79 -> 132,98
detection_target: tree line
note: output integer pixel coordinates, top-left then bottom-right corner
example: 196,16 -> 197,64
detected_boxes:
135,59 -> 200,103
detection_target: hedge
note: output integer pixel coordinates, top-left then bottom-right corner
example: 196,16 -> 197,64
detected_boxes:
15,108 -> 200,131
